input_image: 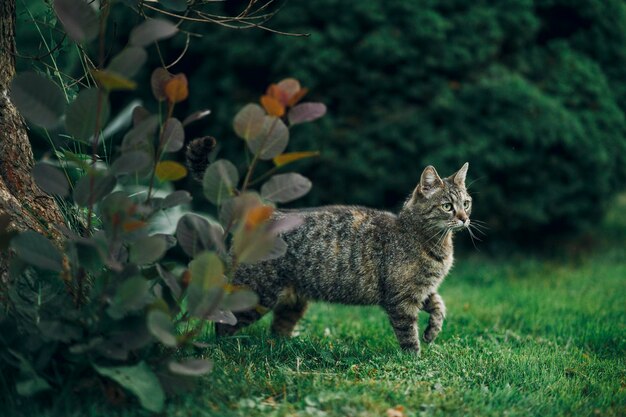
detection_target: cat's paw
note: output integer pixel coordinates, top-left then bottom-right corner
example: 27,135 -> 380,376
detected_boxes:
399,343 -> 421,355
423,325 -> 441,343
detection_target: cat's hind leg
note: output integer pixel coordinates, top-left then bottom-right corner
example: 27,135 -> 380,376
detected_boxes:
271,287 -> 308,337
421,292 -> 446,343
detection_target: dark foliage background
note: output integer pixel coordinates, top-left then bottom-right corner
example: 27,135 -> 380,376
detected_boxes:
17,0 -> 626,243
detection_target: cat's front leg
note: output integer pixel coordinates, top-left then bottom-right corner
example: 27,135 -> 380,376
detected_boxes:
421,292 -> 446,343
385,305 -> 420,353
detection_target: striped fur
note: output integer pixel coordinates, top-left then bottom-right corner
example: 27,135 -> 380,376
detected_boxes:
216,163 -> 472,353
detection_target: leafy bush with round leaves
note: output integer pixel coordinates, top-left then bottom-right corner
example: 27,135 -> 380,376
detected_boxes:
3,1 -> 326,412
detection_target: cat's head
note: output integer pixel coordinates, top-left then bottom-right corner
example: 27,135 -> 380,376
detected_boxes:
401,163 -> 472,233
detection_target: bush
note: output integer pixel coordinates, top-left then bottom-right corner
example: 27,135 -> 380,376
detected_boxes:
3,1 -> 326,412
175,0 -> 626,241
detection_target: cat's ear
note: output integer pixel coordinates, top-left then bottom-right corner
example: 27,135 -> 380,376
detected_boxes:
450,162 -> 469,187
414,165 -> 443,199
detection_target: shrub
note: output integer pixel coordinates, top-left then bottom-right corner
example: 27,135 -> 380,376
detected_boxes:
2,1 -> 326,412
175,0 -> 626,241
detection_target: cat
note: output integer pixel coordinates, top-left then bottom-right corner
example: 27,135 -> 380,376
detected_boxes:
187,140 -> 472,352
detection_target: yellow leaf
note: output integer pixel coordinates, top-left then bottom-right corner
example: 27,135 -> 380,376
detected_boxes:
91,70 -> 137,91
273,151 -> 320,167
245,205 -> 274,229
155,161 -> 187,181
261,95 -> 285,117
164,73 -> 188,103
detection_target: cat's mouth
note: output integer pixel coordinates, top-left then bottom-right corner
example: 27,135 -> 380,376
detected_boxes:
452,219 -> 470,231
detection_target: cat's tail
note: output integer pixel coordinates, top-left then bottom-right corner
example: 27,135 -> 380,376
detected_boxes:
186,136 -> 216,181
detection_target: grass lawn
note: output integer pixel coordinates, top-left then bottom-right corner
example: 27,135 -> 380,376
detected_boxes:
33,239 -> 625,417
9,199 -> 626,417
179,247 -> 625,417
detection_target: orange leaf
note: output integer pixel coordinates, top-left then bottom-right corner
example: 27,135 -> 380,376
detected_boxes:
245,205 -> 274,229
266,84 -> 290,106
261,95 -> 285,117
287,87 -> 308,107
273,151 -> 320,167
277,78 -> 301,101
181,269 -> 191,289
164,73 -> 188,103
122,220 -> 146,232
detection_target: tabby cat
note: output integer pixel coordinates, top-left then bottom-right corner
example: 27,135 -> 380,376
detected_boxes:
188,141 -> 472,353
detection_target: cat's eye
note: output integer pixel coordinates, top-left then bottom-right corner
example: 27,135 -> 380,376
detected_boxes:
463,200 -> 471,209
442,203 -> 453,211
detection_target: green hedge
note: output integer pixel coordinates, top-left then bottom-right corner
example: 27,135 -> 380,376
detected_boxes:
172,0 -> 626,241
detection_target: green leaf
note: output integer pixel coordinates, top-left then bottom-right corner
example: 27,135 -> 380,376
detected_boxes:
221,289 -> 258,312
132,105 -> 151,126
107,276 -> 152,319
10,231 -> 63,272
248,116 -> 289,160
202,159 -> 239,205
11,351 -> 51,397
162,190 -> 192,209
39,320 -> 82,342
52,0 -> 99,43
232,227 -> 271,265
73,173 -> 117,207
16,376 -> 51,397
233,103 -> 266,140
110,151 -> 152,176
168,359 -> 213,376
156,264 -> 181,298
129,18 -> 178,47
122,115 -> 158,154
187,252 -> 225,317
93,361 -> 165,413
151,68 -> 171,101
288,102 -> 327,125
147,310 -> 177,347
9,72 -> 65,129
32,162 -> 69,196
162,117 -> 185,152
175,213 -> 224,257
261,173 -> 312,203
129,235 -> 167,265
189,252 -> 225,290
66,88 -> 110,143
107,47 -> 147,78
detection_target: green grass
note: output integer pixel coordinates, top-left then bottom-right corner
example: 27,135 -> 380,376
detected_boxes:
187,249 -> 625,417
29,241 -> 625,417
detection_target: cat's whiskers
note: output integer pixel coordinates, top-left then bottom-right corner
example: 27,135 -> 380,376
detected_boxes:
468,222 -> 487,235
423,224 -> 449,247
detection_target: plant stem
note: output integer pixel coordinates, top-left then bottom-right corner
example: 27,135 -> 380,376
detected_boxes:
84,1 -> 111,235
145,101 -> 175,203
241,117 -> 278,192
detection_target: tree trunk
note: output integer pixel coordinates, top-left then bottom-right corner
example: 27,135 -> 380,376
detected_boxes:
0,0 -> 65,282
